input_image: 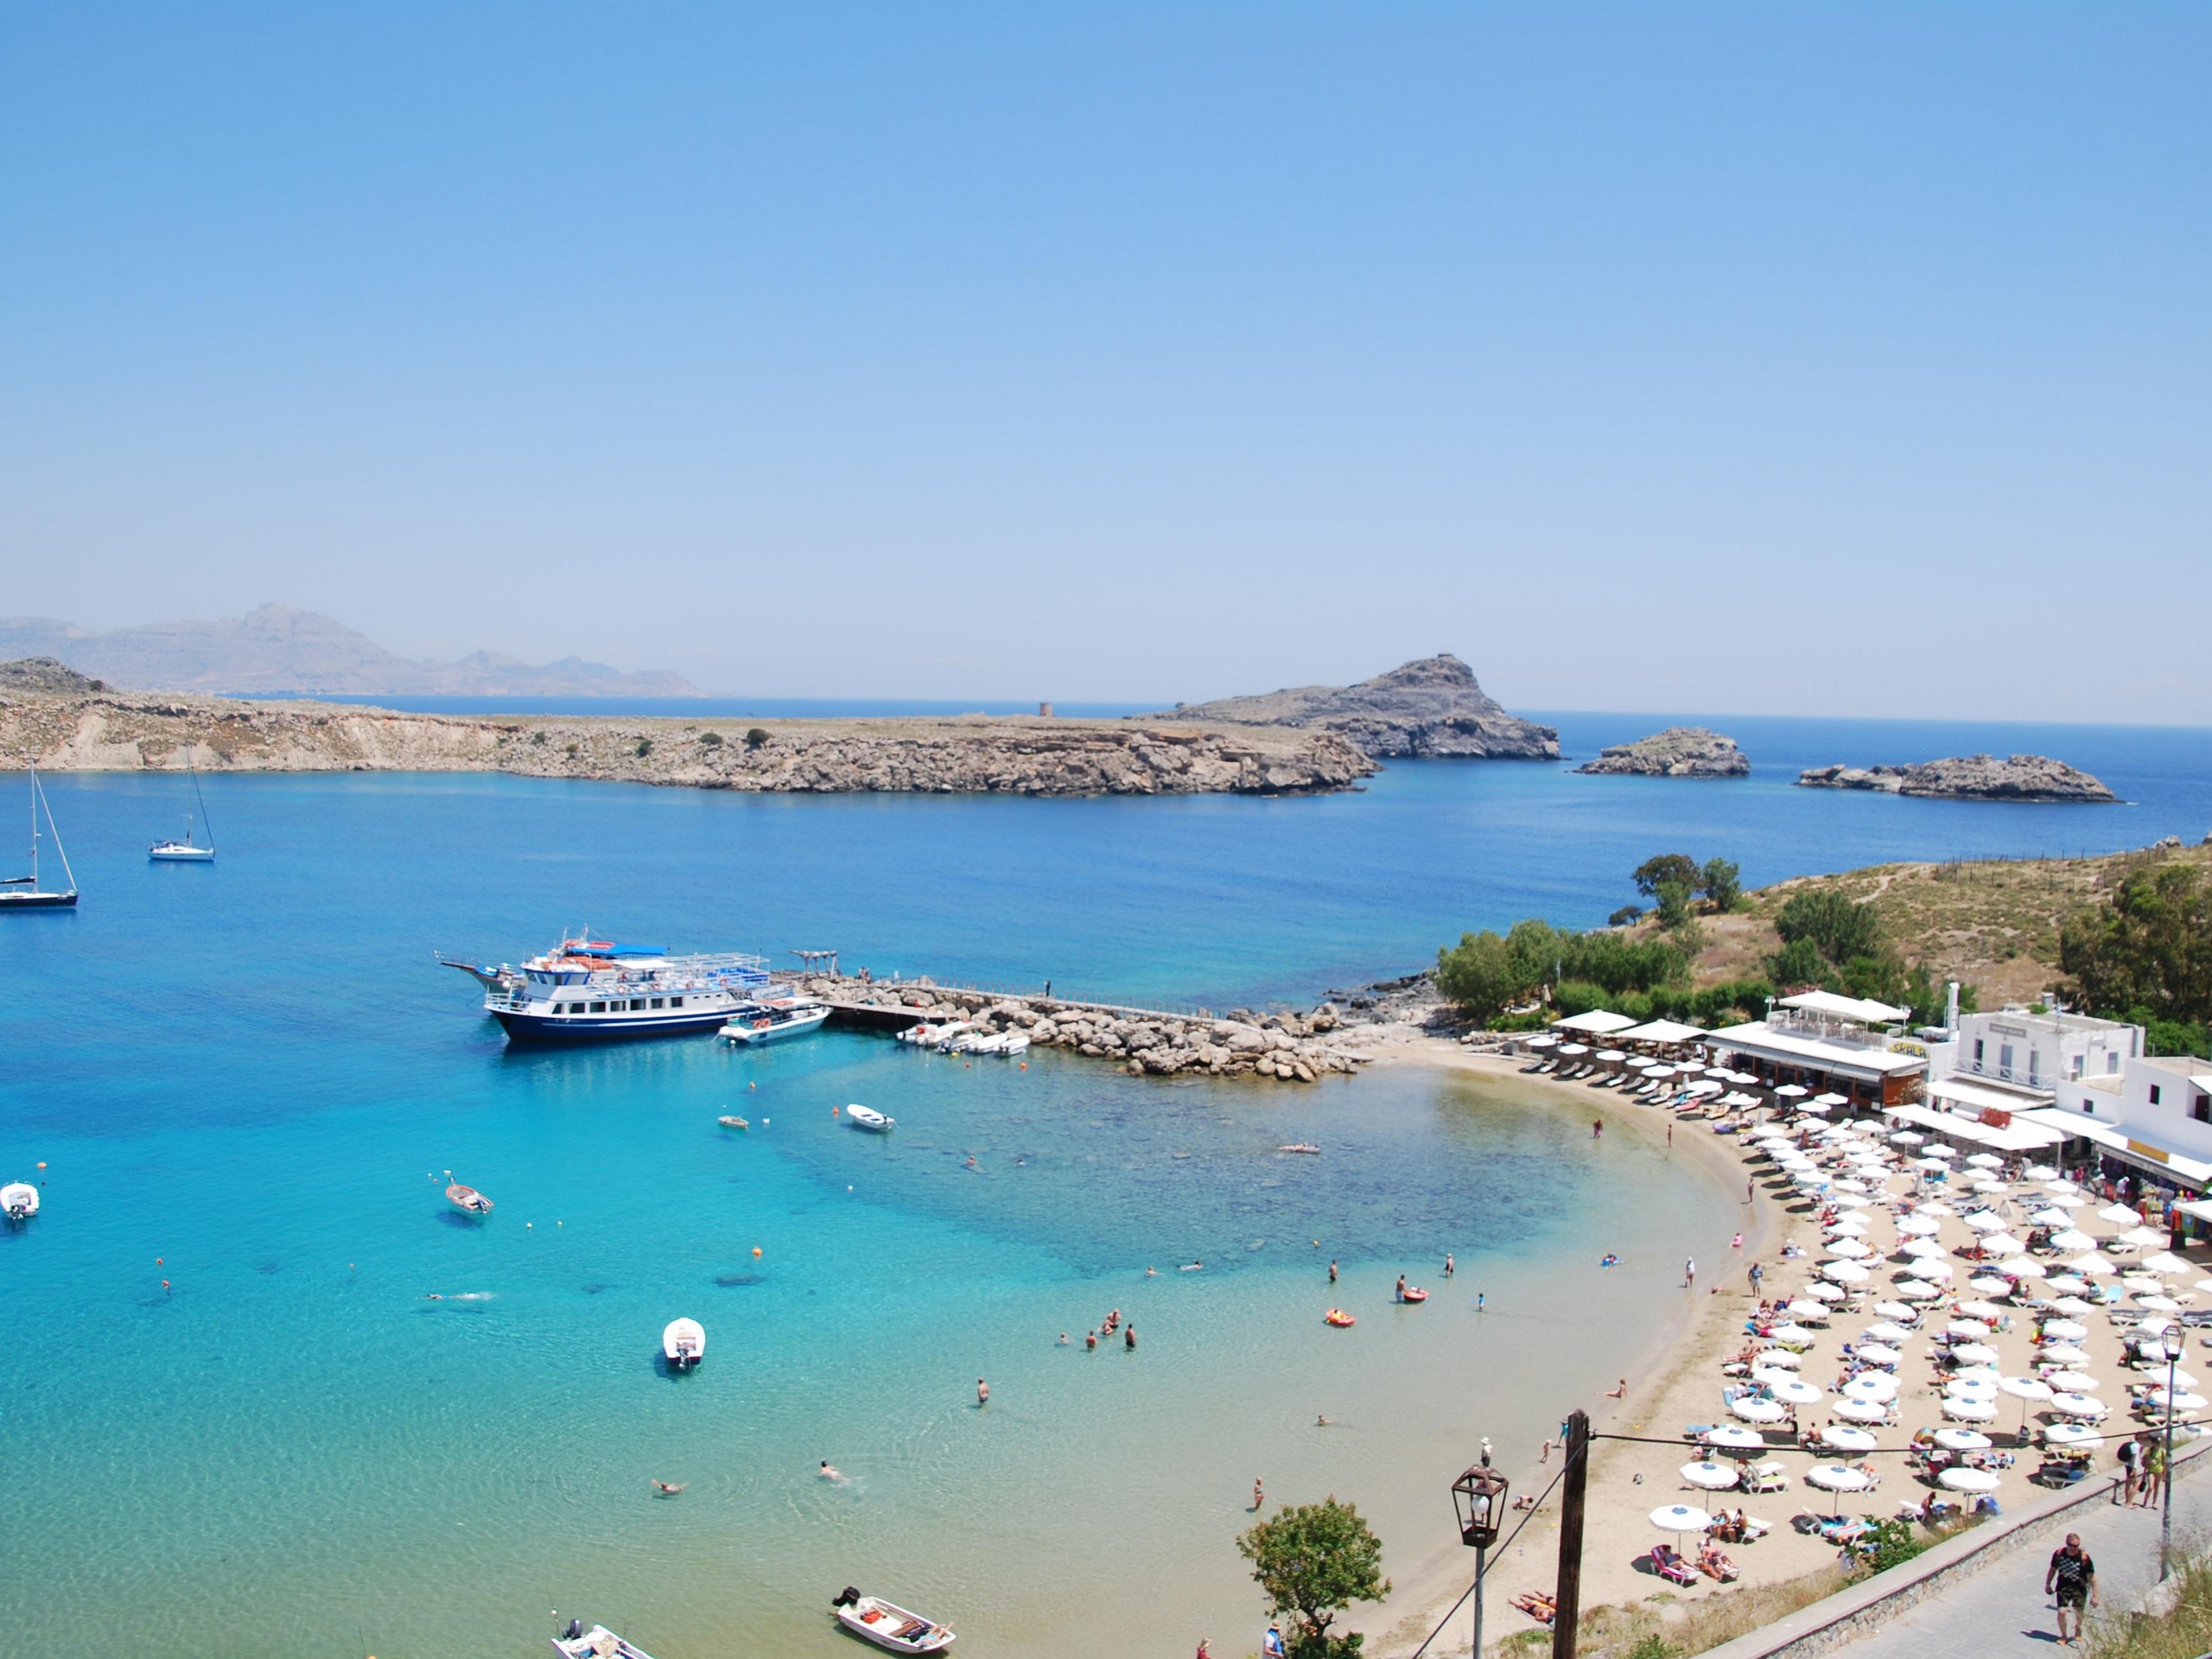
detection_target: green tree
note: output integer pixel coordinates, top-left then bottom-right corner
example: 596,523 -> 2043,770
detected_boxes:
1768,936 -> 1826,989
1503,918 -> 1567,996
1774,889 -> 1885,965
1699,857 -> 1742,912
1652,879 -> 1695,931
2060,863 -> 2212,1033
1236,1496 -> 1390,1656
745,727 -> 772,749
1633,854 -> 1700,899
1436,931 -> 1520,1023
1608,904 -> 1645,928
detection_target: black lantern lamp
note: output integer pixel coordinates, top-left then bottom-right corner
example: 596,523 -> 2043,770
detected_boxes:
1452,1463 -> 1510,1549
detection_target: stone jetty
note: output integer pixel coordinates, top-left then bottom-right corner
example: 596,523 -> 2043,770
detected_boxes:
0,666 -> 1376,797
1573,726 -> 1748,777
1796,753 -> 2116,802
801,976 -> 1368,1082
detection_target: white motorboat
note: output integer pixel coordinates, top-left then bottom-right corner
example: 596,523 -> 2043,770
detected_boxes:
719,996 -> 830,1046
997,1032 -> 1030,1055
894,1020 -> 944,1046
551,1618 -> 658,1659
446,1182 -> 493,1217
1,1181 -> 38,1224
830,1588 -> 956,1653
844,1103 -> 894,1133
928,1022 -> 978,1052
149,759 -> 217,861
663,1317 -> 705,1370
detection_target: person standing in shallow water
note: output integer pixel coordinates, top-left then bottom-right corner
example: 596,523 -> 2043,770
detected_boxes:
976,1377 -> 989,1407
1328,1259 -> 1338,1284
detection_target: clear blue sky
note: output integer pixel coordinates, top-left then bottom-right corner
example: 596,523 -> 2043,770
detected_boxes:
3,5 -> 2206,719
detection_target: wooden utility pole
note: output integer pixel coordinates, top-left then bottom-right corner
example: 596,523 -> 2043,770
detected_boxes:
1551,1408 -> 1590,1659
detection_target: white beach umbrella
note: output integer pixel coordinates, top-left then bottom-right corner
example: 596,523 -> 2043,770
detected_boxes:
1856,1342 -> 1903,1367
1934,1427 -> 1994,1451
1834,1399 -> 1891,1424
2042,1193 -> 2088,1210
1751,1367 -> 1802,1390
1961,1211 -> 2004,1233
1768,1377 -> 1826,1405
1831,1193 -> 1875,1211
2025,1164 -> 2060,1180
1821,1261 -> 1872,1285
1702,1425 -> 1767,1453
1863,1321 -> 1912,1344
2030,1208 -> 2077,1227
1801,1283 -> 1848,1303
1681,1460 -> 1741,1491
1833,1179 -> 1872,1195
2044,1422 -> 2101,1448
1942,1397 -> 1999,1422
2099,1203 -> 2145,1225
2046,1179 -> 2082,1194
2143,1251 -> 2192,1276
1968,1275 -> 2018,1297
1649,1503 -> 1713,1533
1813,1093 -> 1850,1108
1895,1215 -> 1941,1236
2000,1257 -> 2047,1280
2137,1294 -> 2183,1313
1981,1233 -> 2027,1255
2049,1393 -> 2107,1420
2038,1344 -> 2089,1366
2044,1275 -> 2091,1296
2122,1274 -> 2165,1294
1916,1156 -> 1953,1172
1899,1237 -> 1947,1259
1938,1467 -> 2000,1494
1557,1043 -> 1590,1057
1999,1376 -> 2053,1405
1969,1177 -> 2007,1194
2141,1369 -> 2201,1392
1806,1463 -> 1873,1491
1872,1301 -> 1918,1323
1945,1373 -> 2000,1395
1768,1320 -> 1818,1344
2115,1226 -> 2165,1248
1776,1084 -> 1808,1099
2040,1319 -> 2090,1341
1949,1343 -> 2000,1367
1818,1425 -> 1879,1452
1965,1153 -> 2004,1168
1730,1396 -> 1786,1424
1888,1130 -> 1924,1146
2145,1390 -> 2210,1414
1945,1319 -> 1993,1341
1922,1144 -> 1956,1159
1783,1299 -> 1831,1321
2069,1255 -> 2116,1276
1955,1300 -> 2006,1320
1897,1280 -> 1945,1300
1827,1238 -> 1876,1259
1596,1049 -> 1627,1063
1842,1373 -> 1898,1403
1910,1260 -> 1955,1281
1754,1348 -> 1804,1370
1918,1201 -> 1958,1216
2050,1296 -> 2097,1318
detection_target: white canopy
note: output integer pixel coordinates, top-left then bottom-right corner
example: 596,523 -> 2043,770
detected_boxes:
1618,1019 -> 1707,1045
1553,1010 -> 1641,1035
1780,990 -> 1910,1024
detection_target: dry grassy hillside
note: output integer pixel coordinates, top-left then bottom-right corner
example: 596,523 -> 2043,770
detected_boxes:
1655,841 -> 2212,1008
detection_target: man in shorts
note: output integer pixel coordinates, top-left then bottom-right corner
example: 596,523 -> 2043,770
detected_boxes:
2045,1533 -> 2096,1645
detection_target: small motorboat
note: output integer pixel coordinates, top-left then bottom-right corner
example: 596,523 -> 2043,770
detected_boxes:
845,1103 -> 894,1133
719,996 -> 830,1045
551,1618 -> 658,1658
1401,1287 -> 1429,1304
830,1587 -> 957,1653
663,1317 -> 705,1370
1,1181 -> 38,1224
718,1114 -> 750,1131
445,1182 -> 493,1217
1325,1308 -> 1356,1327
1277,1143 -> 1321,1155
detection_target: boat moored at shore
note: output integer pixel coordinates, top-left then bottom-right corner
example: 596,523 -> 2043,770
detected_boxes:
552,1618 -> 658,1659
478,937 -> 772,1041
719,995 -> 830,1046
830,1588 -> 956,1653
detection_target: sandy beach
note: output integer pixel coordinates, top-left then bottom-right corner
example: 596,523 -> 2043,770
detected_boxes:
1355,1038 -> 2201,1659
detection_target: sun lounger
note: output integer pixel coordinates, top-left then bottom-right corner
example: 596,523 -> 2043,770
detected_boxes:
1649,1544 -> 1699,1586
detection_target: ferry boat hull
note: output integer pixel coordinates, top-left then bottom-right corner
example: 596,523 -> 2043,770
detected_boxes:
494,1004 -> 738,1042
478,937 -> 773,1044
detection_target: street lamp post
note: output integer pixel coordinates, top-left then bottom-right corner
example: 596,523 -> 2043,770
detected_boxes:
2160,1324 -> 2184,1580
1452,1459 -> 1510,1659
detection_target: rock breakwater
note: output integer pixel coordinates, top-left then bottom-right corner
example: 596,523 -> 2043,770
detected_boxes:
1796,753 -> 2116,802
0,678 -> 1376,797
805,977 -> 1370,1082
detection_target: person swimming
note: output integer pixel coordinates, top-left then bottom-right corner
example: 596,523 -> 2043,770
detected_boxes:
1057,1332 -> 1070,1345
1599,1253 -> 1620,1268
818,1461 -> 844,1481
652,1479 -> 686,1495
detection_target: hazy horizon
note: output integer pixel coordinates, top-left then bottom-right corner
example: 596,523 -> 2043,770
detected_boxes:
4,8 -> 2206,721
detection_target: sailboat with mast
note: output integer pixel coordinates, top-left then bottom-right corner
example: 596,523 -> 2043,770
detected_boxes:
149,758 -> 216,862
2,766 -> 79,910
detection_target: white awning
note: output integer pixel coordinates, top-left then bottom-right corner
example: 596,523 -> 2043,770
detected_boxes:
1618,1020 -> 1706,1045
1883,1103 -> 2065,1153
2013,1107 -> 2212,1186
1551,1010 -> 1640,1035
1929,1075 -> 2054,1116
1779,991 -> 1910,1025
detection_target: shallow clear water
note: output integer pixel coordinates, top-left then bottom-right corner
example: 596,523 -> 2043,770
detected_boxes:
3,717 -> 2206,1656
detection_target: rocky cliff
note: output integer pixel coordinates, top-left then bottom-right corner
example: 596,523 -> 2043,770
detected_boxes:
1573,726 -> 1748,778
1163,655 -> 1558,759
1796,754 -> 2117,802
0,680 -> 1376,797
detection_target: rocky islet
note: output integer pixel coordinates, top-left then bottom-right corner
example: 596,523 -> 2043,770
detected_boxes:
1796,753 -> 2117,802
1163,653 -> 1559,760
1573,726 -> 1749,778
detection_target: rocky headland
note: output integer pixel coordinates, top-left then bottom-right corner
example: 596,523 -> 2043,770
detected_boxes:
1161,654 -> 1559,759
0,672 -> 1375,796
1573,726 -> 1748,778
1796,753 -> 2116,803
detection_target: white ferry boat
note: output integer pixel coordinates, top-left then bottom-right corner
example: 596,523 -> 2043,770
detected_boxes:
482,937 -> 772,1042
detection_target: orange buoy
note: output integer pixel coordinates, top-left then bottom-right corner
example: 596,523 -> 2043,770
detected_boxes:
752,1246 -> 762,1257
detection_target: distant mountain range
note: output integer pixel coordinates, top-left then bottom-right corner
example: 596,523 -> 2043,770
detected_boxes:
0,605 -> 702,698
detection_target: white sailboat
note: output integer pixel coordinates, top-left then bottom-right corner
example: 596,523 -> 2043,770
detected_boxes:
0,766 -> 77,910
149,758 -> 216,861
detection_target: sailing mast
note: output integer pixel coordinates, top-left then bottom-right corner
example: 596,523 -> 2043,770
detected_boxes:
33,768 -> 75,897
190,756 -> 215,854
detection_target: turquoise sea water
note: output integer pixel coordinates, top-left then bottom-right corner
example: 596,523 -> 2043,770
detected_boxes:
3,717 -> 2208,1656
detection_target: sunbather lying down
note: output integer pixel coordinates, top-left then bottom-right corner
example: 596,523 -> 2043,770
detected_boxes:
1510,1592 -> 1557,1626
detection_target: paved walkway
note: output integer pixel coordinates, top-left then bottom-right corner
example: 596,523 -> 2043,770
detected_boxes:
1840,1468 -> 2209,1658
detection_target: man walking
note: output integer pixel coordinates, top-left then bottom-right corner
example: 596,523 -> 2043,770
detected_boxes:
2045,1533 -> 2096,1645
2115,1434 -> 2142,1505
1684,1256 -> 1696,1290
1748,1261 -> 1764,1297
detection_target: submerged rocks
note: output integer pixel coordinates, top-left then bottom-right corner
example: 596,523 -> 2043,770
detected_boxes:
1796,754 -> 2116,803
1164,654 -> 1559,760
1573,727 -> 1748,778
